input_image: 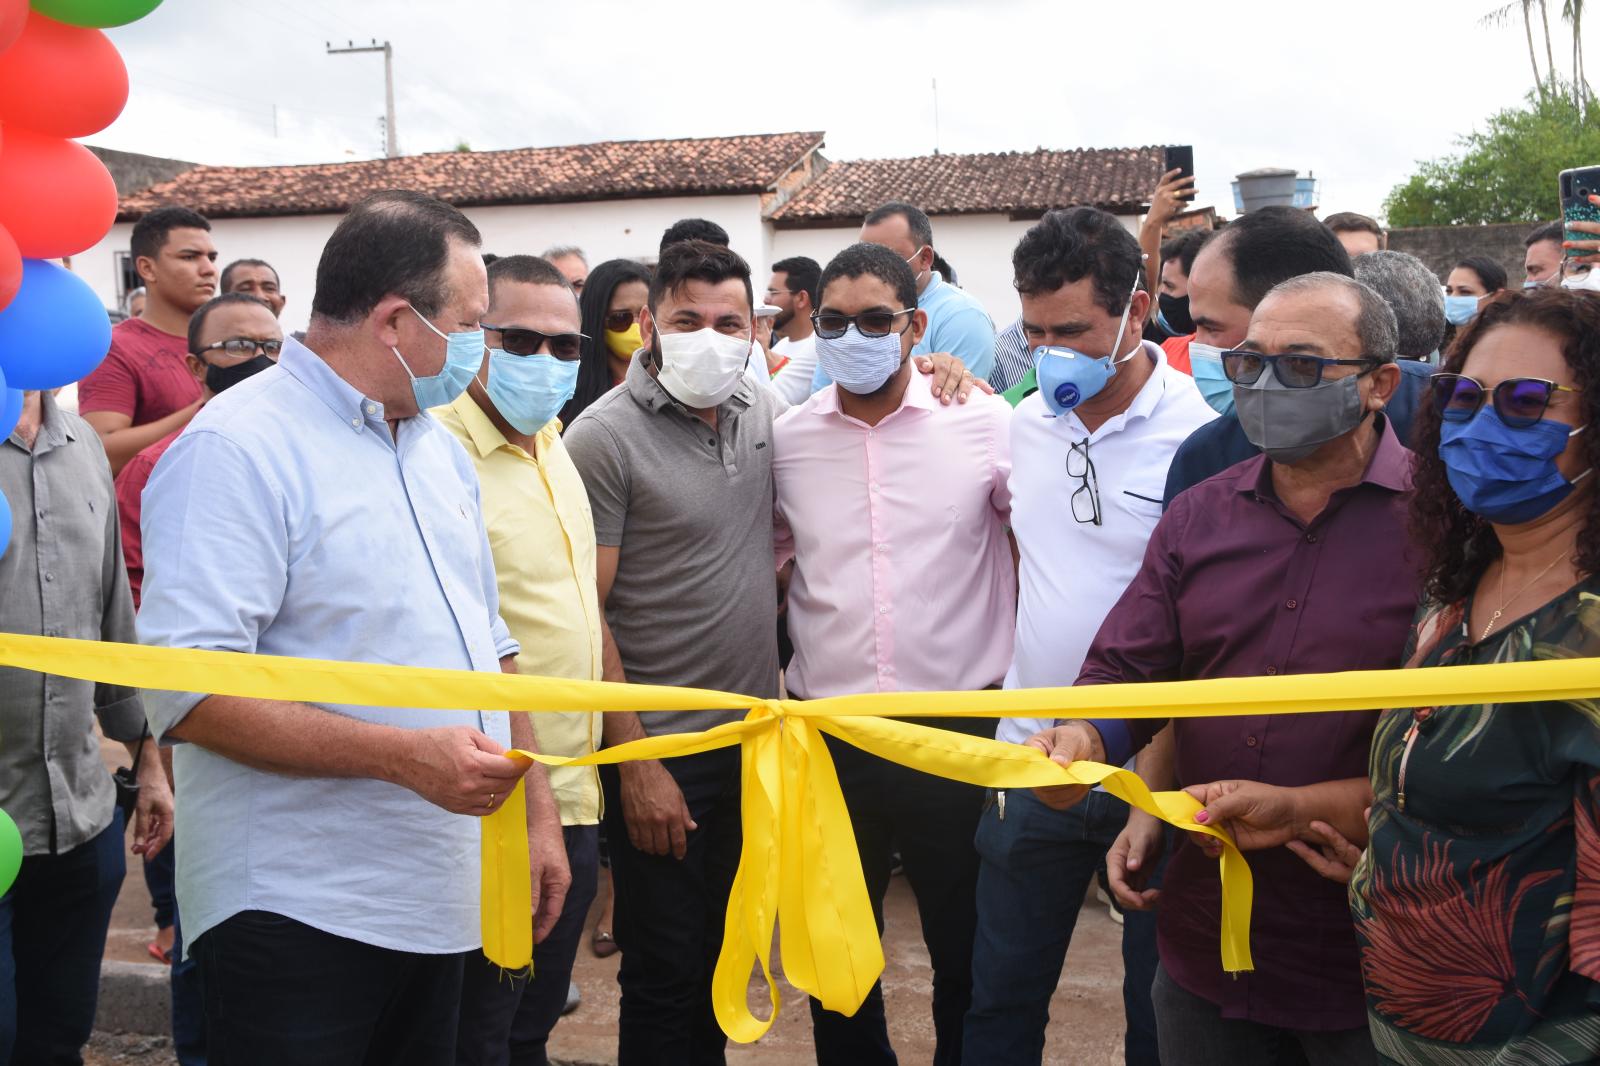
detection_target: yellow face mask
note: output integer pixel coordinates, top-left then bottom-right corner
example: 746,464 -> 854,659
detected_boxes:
605,324 -> 643,360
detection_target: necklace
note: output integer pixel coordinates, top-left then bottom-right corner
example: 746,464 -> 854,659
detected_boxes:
1478,548 -> 1573,642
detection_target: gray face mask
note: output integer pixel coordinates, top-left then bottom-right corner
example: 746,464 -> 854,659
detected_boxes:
1234,372 -> 1369,465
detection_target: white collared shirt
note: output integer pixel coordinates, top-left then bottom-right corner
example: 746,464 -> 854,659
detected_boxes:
997,341 -> 1216,745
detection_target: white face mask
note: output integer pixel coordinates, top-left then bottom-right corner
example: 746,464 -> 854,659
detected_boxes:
1561,266 -> 1600,293
655,326 -> 752,409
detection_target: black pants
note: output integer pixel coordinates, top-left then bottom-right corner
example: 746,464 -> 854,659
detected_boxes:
193,910 -> 465,1066
455,824 -> 601,1066
0,812 -> 124,1066
601,747 -> 742,1066
806,720 -> 987,1066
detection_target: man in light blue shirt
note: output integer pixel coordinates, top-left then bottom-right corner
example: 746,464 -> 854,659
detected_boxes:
137,190 -> 569,1066
812,201 -> 996,391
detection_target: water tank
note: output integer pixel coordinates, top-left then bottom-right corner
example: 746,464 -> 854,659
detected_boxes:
1231,168 -> 1299,214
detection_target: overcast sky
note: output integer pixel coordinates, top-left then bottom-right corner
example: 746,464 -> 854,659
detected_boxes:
93,0 -> 1582,221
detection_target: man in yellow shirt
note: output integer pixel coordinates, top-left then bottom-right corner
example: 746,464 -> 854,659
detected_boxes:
436,255 -> 609,1066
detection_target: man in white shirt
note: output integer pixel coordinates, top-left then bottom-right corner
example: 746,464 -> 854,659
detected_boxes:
764,256 -> 820,404
962,207 -> 1215,1066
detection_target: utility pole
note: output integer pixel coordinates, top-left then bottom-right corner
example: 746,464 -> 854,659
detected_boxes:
327,39 -> 397,158
932,78 -> 941,156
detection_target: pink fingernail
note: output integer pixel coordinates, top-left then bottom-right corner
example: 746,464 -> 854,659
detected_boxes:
1195,810 -> 1209,824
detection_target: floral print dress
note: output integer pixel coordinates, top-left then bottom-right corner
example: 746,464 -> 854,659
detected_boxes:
1351,576 -> 1600,1064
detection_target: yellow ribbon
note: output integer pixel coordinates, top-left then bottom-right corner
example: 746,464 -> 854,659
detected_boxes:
5,633 -> 1599,1042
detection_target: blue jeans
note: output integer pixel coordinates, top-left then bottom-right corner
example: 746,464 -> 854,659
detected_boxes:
171,906 -> 206,1066
455,824 -> 601,1066
963,788 -> 1164,1066
0,811 -> 126,1066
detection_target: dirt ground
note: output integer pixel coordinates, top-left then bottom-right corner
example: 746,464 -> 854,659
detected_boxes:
94,737 -> 1132,1065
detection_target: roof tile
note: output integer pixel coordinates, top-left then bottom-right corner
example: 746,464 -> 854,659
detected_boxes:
117,131 -> 825,220
767,146 -> 1166,223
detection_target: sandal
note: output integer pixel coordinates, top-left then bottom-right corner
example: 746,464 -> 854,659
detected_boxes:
591,929 -> 619,959
147,941 -> 173,965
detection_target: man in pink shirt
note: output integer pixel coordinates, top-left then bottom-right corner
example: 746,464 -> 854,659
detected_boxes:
80,206 -> 217,474
772,242 -> 1015,1066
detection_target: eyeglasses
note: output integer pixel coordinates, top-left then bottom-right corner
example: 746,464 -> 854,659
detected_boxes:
480,324 -> 587,359
604,309 -> 641,333
1430,373 -> 1581,428
197,337 -> 282,358
1222,350 -> 1380,389
811,309 -> 915,340
1067,439 -> 1101,526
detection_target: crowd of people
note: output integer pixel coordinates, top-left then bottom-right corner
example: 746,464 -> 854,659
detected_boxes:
4,170 -> 1600,1066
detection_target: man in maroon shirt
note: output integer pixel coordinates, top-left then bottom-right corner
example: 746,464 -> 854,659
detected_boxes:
80,206 -> 217,474
116,293 -> 281,606
1029,272 -> 1420,1065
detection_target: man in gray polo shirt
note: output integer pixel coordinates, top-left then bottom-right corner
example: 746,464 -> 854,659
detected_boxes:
564,239 -> 780,1066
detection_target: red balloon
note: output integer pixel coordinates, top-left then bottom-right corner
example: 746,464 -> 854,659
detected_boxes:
0,0 -> 25,58
0,128 -> 117,258
0,13 -> 126,137
0,225 -> 18,312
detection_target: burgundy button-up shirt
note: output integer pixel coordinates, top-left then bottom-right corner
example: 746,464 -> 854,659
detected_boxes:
1078,416 -> 1420,1032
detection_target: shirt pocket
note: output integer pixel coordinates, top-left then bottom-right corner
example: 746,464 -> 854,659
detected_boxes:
1114,484 -> 1166,527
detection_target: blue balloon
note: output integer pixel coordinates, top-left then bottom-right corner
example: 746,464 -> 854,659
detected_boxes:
0,388 -> 18,442
0,259 -> 112,390
0,483 -> 10,560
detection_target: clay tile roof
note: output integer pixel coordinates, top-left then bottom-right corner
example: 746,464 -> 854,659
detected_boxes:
117,131 -> 826,221
767,146 -> 1166,225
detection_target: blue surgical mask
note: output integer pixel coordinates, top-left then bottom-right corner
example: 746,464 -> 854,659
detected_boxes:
484,349 -> 579,434
1034,271 -> 1142,416
1187,341 -> 1235,417
1439,407 -> 1592,524
1523,278 -> 1543,290
392,304 -> 485,411
1443,294 -> 1480,326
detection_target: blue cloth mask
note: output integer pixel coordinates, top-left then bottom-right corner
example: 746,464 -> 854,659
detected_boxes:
483,349 -> 579,434
1034,271 -> 1141,416
1443,294 -> 1480,326
392,305 -> 485,411
1187,341 -> 1235,417
1440,407 -> 1591,524
817,325 -> 907,395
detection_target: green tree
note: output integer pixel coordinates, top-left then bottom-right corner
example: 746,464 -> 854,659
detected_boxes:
1384,88 -> 1600,226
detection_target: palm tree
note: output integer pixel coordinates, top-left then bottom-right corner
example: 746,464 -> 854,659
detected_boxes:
1484,0 -> 1549,98
1561,0 -> 1592,111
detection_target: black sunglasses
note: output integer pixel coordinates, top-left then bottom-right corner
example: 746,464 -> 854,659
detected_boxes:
1222,350 -> 1380,389
1431,373 -> 1581,429
197,337 -> 282,358
481,324 -> 587,359
811,309 -> 915,340
603,309 -> 641,333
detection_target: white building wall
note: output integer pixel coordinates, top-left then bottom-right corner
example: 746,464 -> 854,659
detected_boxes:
73,198 -> 1138,336
75,193 -> 769,333
769,212 -> 1142,331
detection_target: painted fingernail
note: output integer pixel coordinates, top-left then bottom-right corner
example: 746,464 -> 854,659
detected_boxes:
1194,810 -> 1210,824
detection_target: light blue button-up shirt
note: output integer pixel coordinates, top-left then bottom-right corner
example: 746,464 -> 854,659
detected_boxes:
137,337 -> 518,956
812,270 -> 997,392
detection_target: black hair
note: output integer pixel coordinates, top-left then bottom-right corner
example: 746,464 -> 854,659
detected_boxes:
647,240 -> 752,315
863,201 -> 934,250
1526,220 -> 1565,248
487,254 -> 572,293
932,254 -> 957,285
1454,254 -> 1508,294
771,256 -> 821,305
130,205 -> 211,263
819,242 -> 918,311
1205,205 -> 1354,310
1012,206 -> 1143,314
1323,211 -> 1385,239
1159,230 -> 1210,278
186,292 -> 273,355
659,218 -> 729,254
310,190 -> 481,324
560,258 -> 653,427
220,257 -> 279,292
481,253 -> 500,267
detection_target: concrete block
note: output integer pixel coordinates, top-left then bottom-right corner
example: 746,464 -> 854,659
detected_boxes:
97,960 -> 170,1036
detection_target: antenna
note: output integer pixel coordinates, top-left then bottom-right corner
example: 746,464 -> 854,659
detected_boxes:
327,39 -> 398,158
932,78 -> 941,156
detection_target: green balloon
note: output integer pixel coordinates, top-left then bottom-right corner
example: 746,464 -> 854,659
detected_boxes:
0,809 -> 19,896
28,0 -> 164,28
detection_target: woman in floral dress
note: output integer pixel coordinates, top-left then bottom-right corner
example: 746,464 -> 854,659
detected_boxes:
1350,288 -> 1600,1064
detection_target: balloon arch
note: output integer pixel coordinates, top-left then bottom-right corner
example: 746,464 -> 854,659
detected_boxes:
0,0 -> 169,894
